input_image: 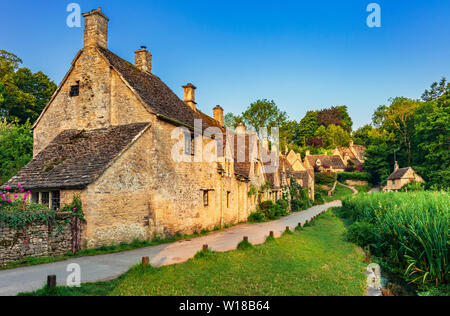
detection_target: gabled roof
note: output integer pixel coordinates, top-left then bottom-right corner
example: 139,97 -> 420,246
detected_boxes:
335,147 -> 362,166
97,47 -> 222,131
305,155 -> 346,170
388,167 -> 413,180
2,123 -> 150,190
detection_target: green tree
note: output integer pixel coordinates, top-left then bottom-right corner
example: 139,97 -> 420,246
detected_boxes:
223,113 -> 243,129
297,111 -> 318,146
0,50 -> 56,124
0,119 -> 33,184
422,77 -> 449,102
279,120 -> 300,150
352,124 -> 374,146
315,124 -> 351,149
242,99 -> 287,134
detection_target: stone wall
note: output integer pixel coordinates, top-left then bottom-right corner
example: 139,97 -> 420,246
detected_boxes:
0,220 -> 75,265
345,180 -> 369,186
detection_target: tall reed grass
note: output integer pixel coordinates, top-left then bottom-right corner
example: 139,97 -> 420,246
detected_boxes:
341,191 -> 449,285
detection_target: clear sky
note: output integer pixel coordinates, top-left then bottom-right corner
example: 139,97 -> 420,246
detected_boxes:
1,0 -> 449,128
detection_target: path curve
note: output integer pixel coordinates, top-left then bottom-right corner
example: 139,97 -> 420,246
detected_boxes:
0,201 -> 341,296
338,182 -> 359,195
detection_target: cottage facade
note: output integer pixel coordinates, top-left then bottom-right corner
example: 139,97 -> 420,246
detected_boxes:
383,162 -> 425,192
3,8 -> 313,248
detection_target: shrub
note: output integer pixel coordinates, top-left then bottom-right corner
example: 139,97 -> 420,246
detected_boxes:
345,222 -> 378,248
401,182 -> 425,192
248,212 -> 264,223
315,172 -> 337,186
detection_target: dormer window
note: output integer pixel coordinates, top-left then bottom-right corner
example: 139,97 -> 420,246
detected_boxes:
70,82 -> 80,97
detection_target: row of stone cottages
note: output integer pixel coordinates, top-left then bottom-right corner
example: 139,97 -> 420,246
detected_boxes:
2,8 -> 362,249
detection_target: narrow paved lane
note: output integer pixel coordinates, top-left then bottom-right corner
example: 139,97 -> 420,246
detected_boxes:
0,201 -> 341,296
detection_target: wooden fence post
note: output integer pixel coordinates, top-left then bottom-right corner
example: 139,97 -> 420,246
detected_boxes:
47,275 -> 56,289
142,256 -> 150,267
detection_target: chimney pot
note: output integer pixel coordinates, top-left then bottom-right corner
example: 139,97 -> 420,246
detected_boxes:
183,83 -> 197,110
394,161 -> 399,172
82,8 -> 109,49
135,46 -> 152,73
213,105 -> 224,126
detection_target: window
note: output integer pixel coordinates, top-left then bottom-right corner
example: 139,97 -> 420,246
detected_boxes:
41,192 -> 50,206
227,192 -> 231,208
70,82 -> 80,97
31,192 -> 39,203
184,132 -> 194,155
51,191 -> 60,210
203,191 -> 209,207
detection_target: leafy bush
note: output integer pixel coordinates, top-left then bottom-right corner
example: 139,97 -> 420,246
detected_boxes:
248,212 -> 264,223
345,222 -> 379,248
401,182 -> 425,192
315,172 -> 337,186
337,171 -> 371,183
0,186 -> 84,230
341,191 -> 449,285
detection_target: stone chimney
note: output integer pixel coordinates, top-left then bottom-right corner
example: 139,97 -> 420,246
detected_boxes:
305,150 -> 311,156
394,161 -> 399,172
349,140 -> 354,147
213,106 -> 224,126
236,123 -> 246,134
82,7 -> 109,49
135,46 -> 152,73
183,83 -> 197,110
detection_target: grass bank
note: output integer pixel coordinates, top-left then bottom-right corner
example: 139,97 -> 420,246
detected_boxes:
20,211 -> 367,296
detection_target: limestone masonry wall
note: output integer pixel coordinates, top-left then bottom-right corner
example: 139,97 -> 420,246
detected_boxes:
0,221 -> 74,265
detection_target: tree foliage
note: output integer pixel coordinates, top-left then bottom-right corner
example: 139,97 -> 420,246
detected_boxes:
0,50 -> 57,124
241,99 -> 287,134
0,119 -> 33,184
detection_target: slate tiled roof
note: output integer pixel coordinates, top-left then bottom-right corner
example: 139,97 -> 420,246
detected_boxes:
2,123 -> 150,190
305,155 -> 346,170
98,47 -> 222,131
387,168 -> 412,180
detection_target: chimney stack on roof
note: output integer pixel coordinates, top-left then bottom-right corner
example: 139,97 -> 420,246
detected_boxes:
82,7 -> 109,49
183,83 -> 197,111
135,46 -> 152,73
236,123 -> 246,134
394,161 -> 399,172
213,105 -> 224,126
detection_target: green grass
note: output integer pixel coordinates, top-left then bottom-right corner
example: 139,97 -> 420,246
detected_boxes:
354,185 -> 370,193
20,211 -> 367,296
323,184 -> 354,203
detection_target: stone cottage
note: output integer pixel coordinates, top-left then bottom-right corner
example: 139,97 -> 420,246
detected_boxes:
2,8 -> 311,248
332,140 -> 366,168
383,162 -> 425,192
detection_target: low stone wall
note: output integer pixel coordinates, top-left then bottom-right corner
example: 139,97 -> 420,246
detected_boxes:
0,217 -> 80,265
345,180 -> 369,186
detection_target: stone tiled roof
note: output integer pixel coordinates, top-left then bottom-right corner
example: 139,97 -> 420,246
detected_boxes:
305,155 -> 346,170
98,47 -> 222,131
388,168 -> 412,180
335,147 -> 362,166
2,123 -> 150,190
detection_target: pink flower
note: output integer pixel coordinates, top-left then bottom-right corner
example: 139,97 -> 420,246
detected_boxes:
7,199 -> 11,203
73,208 -> 77,211
6,186 -> 10,190
20,188 -> 24,192
18,184 -> 21,187
14,194 -> 18,199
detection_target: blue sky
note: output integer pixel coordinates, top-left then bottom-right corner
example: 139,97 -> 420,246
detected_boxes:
1,0 -> 449,128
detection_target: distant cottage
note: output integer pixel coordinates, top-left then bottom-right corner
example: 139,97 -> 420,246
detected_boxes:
2,8 -> 313,248
383,162 -> 425,192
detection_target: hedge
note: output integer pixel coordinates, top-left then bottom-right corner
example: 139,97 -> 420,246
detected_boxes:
337,172 -> 371,183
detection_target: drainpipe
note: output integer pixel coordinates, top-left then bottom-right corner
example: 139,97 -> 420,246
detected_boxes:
237,181 -> 241,223
219,170 -> 224,228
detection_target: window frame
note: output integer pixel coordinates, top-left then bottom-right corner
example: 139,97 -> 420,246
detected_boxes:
69,82 -> 80,97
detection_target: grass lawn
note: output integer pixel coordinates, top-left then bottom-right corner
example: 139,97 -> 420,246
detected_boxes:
323,184 -> 354,203
20,211 -> 367,296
